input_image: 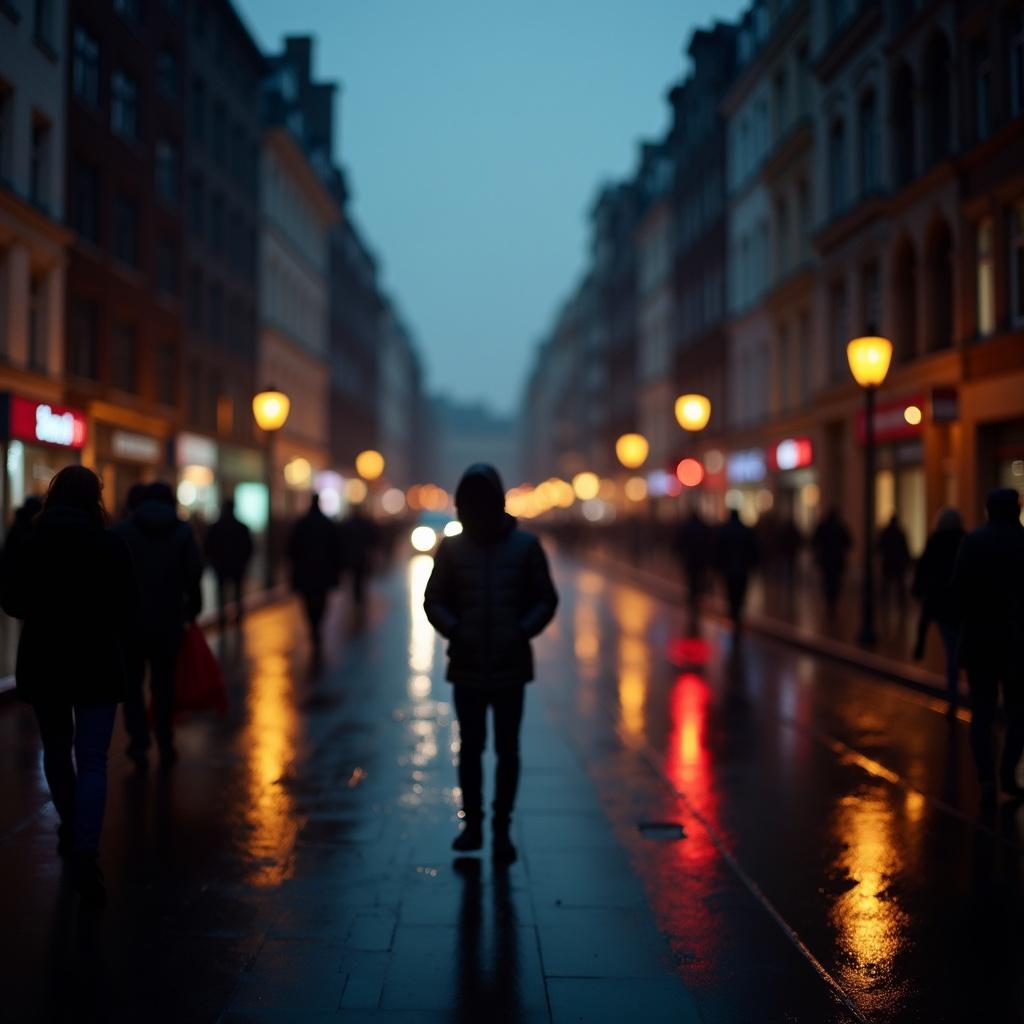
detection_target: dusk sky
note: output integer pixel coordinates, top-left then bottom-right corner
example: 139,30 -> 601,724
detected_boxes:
242,2 -> 747,416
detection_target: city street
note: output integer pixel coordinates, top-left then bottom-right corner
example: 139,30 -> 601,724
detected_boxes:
1,551 -> 1022,1024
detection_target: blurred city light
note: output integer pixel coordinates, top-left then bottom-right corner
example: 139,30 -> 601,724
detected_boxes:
903,404 -> 923,426
345,478 -> 368,503
615,432 -> 649,469
572,471 -> 600,501
381,487 -> 406,514
283,457 -> 312,487
355,449 -> 385,481
252,388 -> 290,432
410,526 -> 436,552
624,476 -> 648,502
704,449 -> 725,474
443,520 -> 463,537
674,393 -> 711,432
846,336 -> 893,388
676,458 -> 705,488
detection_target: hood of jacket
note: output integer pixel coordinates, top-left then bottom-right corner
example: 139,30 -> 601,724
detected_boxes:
37,505 -> 105,534
132,499 -> 181,537
455,464 -> 514,545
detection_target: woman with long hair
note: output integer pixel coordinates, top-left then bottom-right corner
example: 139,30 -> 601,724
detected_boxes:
1,466 -> 140,901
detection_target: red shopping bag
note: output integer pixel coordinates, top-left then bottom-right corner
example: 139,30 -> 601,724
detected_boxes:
174,623 -> 228,716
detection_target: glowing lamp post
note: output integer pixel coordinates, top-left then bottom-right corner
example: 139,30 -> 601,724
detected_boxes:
674,393 -> 711,433
355,449 -> 385,482
253,387 -> 291,588
847,335 -> 893,646
615,433 -> 649,470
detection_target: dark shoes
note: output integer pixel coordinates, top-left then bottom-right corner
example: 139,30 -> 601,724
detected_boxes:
71,853 -> 106,905
452,820 -> 483,852
491,824 -> 517,865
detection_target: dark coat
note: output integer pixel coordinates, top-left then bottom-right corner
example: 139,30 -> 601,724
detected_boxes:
114,500 -> 203,652
912,526 -> 965,625
674,514 -> 713,581
1,508 -> 142,704
423,466 -> 558,689
813,516 -> 852,575
878,520 -> 911,576
951,519 -> 1024,672
715,514 -> 758,581
340,512 -> 378,571
287,506 -> 341,594
205,512 -> 253,579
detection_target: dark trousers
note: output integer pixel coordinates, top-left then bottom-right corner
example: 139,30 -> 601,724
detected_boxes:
967,666 -> 1024,786
454,685 -> 525,825
33,702 -> 117,853
821,569 -> 843,615
725,573 -> 749,624
217,574 -> 245,628
302,589 -> 328,650
123,647 -> 178,754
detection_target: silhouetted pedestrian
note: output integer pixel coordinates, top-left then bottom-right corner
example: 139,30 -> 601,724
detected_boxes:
674,509 -> 712,629
715,509 -> 758,627
0,467 -> 140,903
911,508 -> 966,714
115,482 -> 203,767
776,517 -> 803,593
878,514 -> 911,617
287,493 -> 342,660
951,488 -> 1024,805
812,506 -> 852,616
0,495 -> 42,589
424,464 -> 558,864
340,504 -> 378,609
205,497 -> 253,631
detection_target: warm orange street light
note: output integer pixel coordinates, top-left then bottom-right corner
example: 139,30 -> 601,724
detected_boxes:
846,335 -> 893,388
615,432 -> 649,469
355,449 -> 385,481
252,387 -> 291,432
674,393 -> 711,432
572,471 -> 600,501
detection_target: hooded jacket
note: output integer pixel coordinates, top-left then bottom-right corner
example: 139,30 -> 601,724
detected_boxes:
1,507 -> 142,704
423,465 -> 558,688
115,499 -> 203,650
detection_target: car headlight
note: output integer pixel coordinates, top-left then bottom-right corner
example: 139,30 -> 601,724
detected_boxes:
410,526 -> 437,552
443,520 -> 463,537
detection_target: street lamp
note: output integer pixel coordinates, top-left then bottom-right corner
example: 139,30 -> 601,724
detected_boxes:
253,386 -> 291,588
674,393 -> 712,432
355,449 -> 385,482
847,335 -> 893,646
615,432 -> 649,470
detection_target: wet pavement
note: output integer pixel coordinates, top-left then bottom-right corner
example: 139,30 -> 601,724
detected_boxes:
1,552 -> 1022,1022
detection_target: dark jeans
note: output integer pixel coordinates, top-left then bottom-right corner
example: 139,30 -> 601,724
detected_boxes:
124,647 -> 178,754
939,623 -> 960,707
217,574 -> 245,628
724,574 -> 749,624
33,702 -> 117,853
454,684 -> 525,825
302,590 -> 328,650
967,665 -> 1024,786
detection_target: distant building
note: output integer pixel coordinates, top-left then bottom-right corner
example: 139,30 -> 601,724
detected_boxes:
431,397 -> 520,492
378,301 -> 424,489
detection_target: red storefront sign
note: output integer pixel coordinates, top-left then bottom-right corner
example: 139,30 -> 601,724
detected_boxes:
767,437 -> 814,472
9,396 -> 88,449
856,394 -> 924,444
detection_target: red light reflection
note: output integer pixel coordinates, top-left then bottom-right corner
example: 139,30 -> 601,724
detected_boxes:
667,635 -> 712,667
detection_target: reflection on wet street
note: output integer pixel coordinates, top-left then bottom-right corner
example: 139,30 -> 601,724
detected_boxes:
0,553 -> 1021,1022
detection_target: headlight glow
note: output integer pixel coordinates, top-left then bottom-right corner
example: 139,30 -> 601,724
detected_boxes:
410,526 -> 437,552
443,520 -> 463,537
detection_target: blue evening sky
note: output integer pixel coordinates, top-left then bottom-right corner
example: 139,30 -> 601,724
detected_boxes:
240,2 -> 747,415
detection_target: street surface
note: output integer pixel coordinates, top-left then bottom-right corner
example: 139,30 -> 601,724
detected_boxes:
0,551 -> 1021,1023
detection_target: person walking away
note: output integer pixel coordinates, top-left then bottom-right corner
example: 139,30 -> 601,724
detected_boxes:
424,464 -> 558,864
0,467 -> 140,902
951,488 -> 1024,805
2,496 -> 42,567
287,493 -> 341,660
205,497 -> 253,631
115,482 -> 203,767
776,517 -> 803,595
911,508 -> 966,714
715,509 -> 758,628
340,504 -> 378,610
674,509 -> 712,631
878,514 -> 911,620
812,506 -> 852,617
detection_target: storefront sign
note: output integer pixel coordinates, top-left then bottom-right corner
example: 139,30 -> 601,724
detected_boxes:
769,437 -> 813,472
8,396 -> 87,449
726,448 -> 766,484
176,433 -> 218,469
857,394 -> 924,444
111,430 -> 163,464
930,387 -> 958,423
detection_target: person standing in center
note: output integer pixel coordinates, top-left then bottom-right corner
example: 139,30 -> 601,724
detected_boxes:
287,493 -> 342,661
424,464 -> 558,864
714,508 -> 759,628
116,482 -> 203,767
205,497 -> 254,632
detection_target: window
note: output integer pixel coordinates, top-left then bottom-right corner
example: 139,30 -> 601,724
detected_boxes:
155,343 -> 176,406
188,266 -> 203,331
798,311 -> 811,403
1012,202 -> 1024,325
893,63 -> 915,187
71,159 -> 99,243
829,119 -> 846,216
892,239 -> 918,362
778,324 -> 789,410
977,218 -> 995,337
113,193 -> 139,267
829,279 -> 848,381
212,101 -> 226,165
773,69 -> 788,137
858,90 -> 878,195
209,282 -> 224,341
30,117 -> 50,209
27,274 -> 45,371
111,70 -> 139,140
189,174 -> 204,236
0,86 -> 11,183
797,179 -> 810,262
923,33 -> 951,165
72,26 -> 100,108
156,235 -> 179,296
158,49 -> 180,103
210,193 -> 224,255
34,0 -> 55,50
190,78 -> 206,143
113,0 -> 141,24
1011,8 -> 1024,118
973,39 -> 992,142
155,139 -> 179,206
926,220 -> 954,350
68,298 -> 98,379
187,359 -> 202,425
860,260 -> 880,335
110,322 -> 138,393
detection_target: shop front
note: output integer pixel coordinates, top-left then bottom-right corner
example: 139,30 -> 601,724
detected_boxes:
93,423 -> 168,516
0,394 -> 87,527
766,436 -> 819,534
175,433 -> 220,526
724,446 -> 770,525
978,416 -> 1024,524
